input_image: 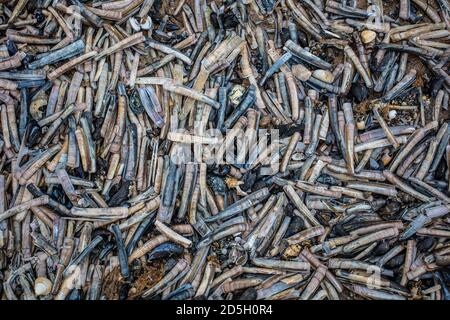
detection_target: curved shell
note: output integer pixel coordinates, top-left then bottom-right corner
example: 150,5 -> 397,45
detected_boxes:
388,110 -> 397,120
34,277 -> 52,296
140,16 -> 152,30
129,17 -> 141,32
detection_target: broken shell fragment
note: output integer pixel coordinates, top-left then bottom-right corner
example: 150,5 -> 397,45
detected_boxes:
129,18 -> 141,32
229,85 -> 246,105
292,64 -> 312,81
312,69 -> 334,83
361,30 -> 377,44
140,16 -> 152,30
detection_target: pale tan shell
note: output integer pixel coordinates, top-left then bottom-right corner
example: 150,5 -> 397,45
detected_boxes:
292,64 -> 312,81
34,277 -> 52,296
356,120 -> 366,130
361,30 -> 376,44
312,69 -> 334,83
381,153 -> 392,166
224,177 -> 242,188
30,91 -> 47,121
283,244 -> 301,258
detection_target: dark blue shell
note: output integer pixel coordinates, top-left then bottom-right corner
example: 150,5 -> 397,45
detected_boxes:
147,242 -> 183,261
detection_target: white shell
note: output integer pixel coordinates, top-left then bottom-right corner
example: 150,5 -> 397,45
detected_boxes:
140,16 -> 152,30
129,17 -> 141,32
292,64 -> 312,81
312,69 -> 334,83
388,110 -> 397,120
361,30 -> 376,44
291,152 -> 305,161
34,277 -> 52,296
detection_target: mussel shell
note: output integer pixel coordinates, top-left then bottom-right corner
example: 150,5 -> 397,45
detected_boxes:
223,12 -> 239,29
34,9 -> 45,23
332,222 -> 349,237
147,242 -> 183,261
22,54 -> 34,65
51,186 -> 71,207
280,27 -> 290,44
242,171 -> 257,191
213,164 -> 231,176
163,257 -> 179,271
129,89 -> 145,115
409,5 -> 424,23
119,283 -> 130,300
238,287 -> 258,300
297,30 -> 309,48
165,23 -> 179,32
252,176 -> 272,191
210,12 -> 220,29
98,242 -> 115,261
417,237 -> 435,253
148,0 -> 163,21
108,181 -> 131,206
435,159 -> 447,181
6,40 -> 17,56
275,123 -> 302,139
26,120 -> 41,148
373,241 -> 391,256
285,214 -> 305,237
385,254 -> 405,269
269,184 -> 284,195
316,174 -> 337,185
378,199 -> 402,218
207,175 -> 227,194
430,76 -> 445,97
350,82 -> 369,103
